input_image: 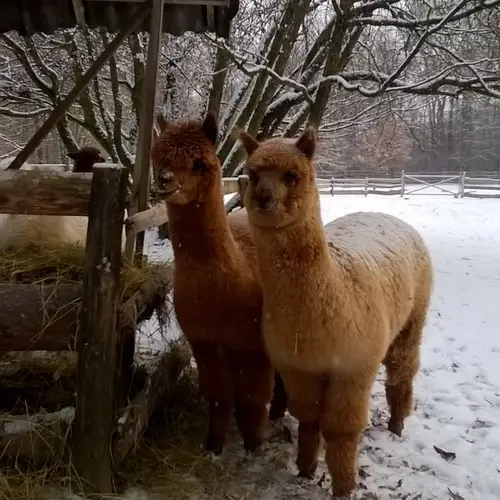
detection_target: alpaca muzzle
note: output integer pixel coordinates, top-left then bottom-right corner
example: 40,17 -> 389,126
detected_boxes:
255,188 -> 276,212
156,170 -> 176,195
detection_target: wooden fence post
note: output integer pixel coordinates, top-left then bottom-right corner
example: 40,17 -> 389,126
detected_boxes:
400,169 -> 405,196
72,165 -> 128,495
364,177 -> 368,197
237,174 -> 249,208
459,171 -> 466,198
331,176 -> 334,196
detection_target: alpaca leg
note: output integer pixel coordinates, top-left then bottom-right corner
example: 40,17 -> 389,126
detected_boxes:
233,351 -> 274,451
321,376 -> 374,498
191,342 -> 234,454
269,370 -> 288,420
280,369 -> 325,478
383,312 -> 426,437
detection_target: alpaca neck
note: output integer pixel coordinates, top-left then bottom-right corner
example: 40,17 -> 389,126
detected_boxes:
253,198 -> 333,280
167,179 -> 234,263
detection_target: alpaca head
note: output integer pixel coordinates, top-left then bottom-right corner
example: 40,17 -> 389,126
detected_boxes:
239,126 -> 318,228
151,112 -> 220,206
68,146 -> 106,173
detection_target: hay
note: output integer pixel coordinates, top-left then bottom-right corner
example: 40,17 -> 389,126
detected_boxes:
0,243 -> 171,301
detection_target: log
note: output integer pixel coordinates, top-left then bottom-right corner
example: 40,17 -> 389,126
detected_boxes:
113,342 -> 191,465
0,276 -> 172,352
0,170 -> 92,216
0,407 -> 74,465
72,165 -> 128,494
115,269 -> 173,409
0,283 -> 81,351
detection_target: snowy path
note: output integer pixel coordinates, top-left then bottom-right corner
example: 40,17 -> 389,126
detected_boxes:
131,193 -> 500,500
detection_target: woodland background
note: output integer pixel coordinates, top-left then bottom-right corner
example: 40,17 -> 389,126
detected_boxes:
0,0 -> 499,177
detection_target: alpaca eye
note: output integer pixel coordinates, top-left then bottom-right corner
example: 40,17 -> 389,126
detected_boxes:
192,159 -> 206,172
283,171 -> 298,186
248,170 -> 258,184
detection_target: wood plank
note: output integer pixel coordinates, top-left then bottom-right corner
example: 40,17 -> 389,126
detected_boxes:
87,0 -> 230,5
125,201 -> 168,237
0,170 -> 92,216
127,0 -> 165,264
6,3 -> 150,171
72,165 -> 128,495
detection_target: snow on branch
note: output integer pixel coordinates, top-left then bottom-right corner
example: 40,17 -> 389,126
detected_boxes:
351,0 -> 500,29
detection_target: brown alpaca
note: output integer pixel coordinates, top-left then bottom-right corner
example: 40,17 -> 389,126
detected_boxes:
238,127 -> 433,498
67,146 -> 106,172
150,112 -> 287,454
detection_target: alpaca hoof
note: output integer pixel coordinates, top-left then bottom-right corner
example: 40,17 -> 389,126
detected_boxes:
205,437 -> 224,455
269,406 -> 286,421
297,460 -> 318,479
388,418 -> 404,437
298,470 -> 316,480
243,436 -> 263,452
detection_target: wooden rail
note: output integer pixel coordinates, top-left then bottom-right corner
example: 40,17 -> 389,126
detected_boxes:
327,171 -> 500,199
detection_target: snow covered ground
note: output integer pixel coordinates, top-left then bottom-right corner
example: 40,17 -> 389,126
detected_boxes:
130,190 -> 500,500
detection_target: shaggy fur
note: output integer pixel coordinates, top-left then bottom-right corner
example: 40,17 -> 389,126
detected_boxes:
150,113 -> 288,454
239,128 -> 433,498
0,147 -> 106,250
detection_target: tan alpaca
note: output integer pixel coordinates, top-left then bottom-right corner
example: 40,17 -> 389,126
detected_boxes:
0,147 -> 107,251
238,127 -> 433,498
150,112 -> 287,454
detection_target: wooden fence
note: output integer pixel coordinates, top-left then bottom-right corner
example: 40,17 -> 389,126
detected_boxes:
326,171 -> 500,199
0,165 -> 182,492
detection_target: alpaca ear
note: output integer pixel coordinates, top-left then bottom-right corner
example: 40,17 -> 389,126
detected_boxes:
238,130 -> 259,157
296,126 -> 317,159
156,113 -> 168,132
202,111 -> 218,144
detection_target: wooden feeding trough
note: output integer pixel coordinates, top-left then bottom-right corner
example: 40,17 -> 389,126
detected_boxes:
0,0 -> 238,495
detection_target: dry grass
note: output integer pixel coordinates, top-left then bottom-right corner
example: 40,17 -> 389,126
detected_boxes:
0,243 -> 171,300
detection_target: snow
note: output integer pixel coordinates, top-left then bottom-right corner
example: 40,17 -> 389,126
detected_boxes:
66,192 -> 500,499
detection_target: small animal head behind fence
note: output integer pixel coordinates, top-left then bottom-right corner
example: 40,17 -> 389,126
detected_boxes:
67,146 -> 105,173
151,112 -> 220,206
239,126 -> 319,229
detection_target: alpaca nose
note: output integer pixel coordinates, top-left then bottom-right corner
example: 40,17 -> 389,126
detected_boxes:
255,189 -> 274,210
158,171 -> 173,189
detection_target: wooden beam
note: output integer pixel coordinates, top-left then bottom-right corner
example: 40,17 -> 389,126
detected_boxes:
126,0 -> 165,264
125,201 -> 168,237
6,3 -> 151,171
71,0 -> 87,29
87,0 -> 230,5
0,170 -> 92,216
72,165 -> 128,495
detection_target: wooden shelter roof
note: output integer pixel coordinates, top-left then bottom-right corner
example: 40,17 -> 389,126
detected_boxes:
0,0 -> 238,38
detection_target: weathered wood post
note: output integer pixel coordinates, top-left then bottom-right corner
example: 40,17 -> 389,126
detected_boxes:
237,174 -> 249,207
459,171 -> 466,198
400,169 -> 405,197
331,176 -> 334,196
72,164 -> 128,495
364,177 -> 368,197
